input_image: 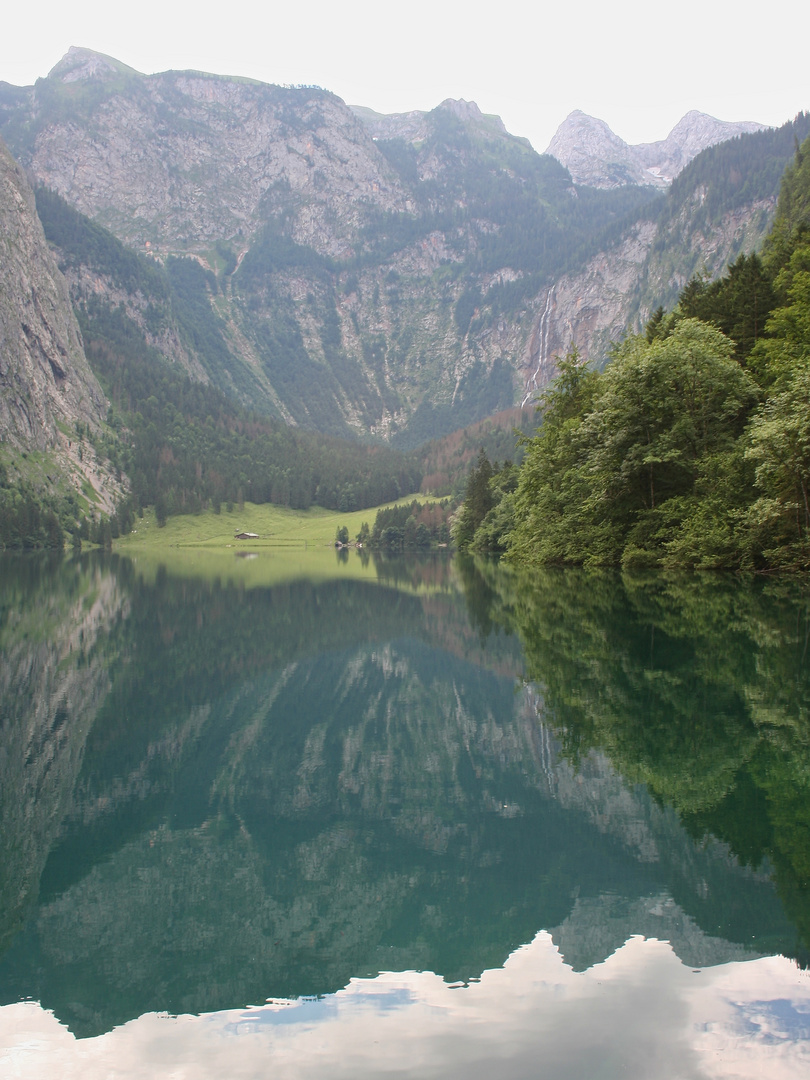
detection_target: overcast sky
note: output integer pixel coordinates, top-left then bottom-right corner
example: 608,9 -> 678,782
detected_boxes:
2,0 -> 807,151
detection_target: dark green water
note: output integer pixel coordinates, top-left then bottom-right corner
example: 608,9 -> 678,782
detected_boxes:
1,552 -> 809,1076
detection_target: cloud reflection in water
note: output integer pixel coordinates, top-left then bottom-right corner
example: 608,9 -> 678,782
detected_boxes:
2,932 -> 809,1080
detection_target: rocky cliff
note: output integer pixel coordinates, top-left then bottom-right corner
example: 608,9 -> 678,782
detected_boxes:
518,191 -> 780,390
0,136 -> 106,450
4,47 -> 407,258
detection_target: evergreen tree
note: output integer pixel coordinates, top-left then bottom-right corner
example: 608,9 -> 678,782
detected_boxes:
452,449 -> 495,551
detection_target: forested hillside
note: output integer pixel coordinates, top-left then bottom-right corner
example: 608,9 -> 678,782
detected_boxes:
631,113 -> 810,320
471,136 -> 810,571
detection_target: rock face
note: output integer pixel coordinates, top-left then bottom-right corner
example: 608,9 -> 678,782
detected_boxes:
639,110 -> 767,176
0,135 -> 106,450
11,47 -> 407,258
546,109 -> 767,188
517,191 -> 778,397
518,221 -> 659,401
0,49 -> 796,444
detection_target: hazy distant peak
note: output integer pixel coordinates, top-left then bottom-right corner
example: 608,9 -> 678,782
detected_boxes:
661,110 -> 766,157
558,110 -> 623,138
437,97 -> 482,118
48,46 -> 141,84
546,108 -> 769,188
545,111 -> 642,188
550,111 -> 632,152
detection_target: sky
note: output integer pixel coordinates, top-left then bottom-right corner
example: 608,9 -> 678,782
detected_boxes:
1,0 -> 808,151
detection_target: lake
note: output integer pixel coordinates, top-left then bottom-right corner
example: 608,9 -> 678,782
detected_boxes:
1,550 -> 809,1078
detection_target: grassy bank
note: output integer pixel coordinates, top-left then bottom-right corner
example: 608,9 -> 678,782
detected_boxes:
115,499 -> 420,551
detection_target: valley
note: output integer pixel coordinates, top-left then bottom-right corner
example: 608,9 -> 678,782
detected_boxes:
1,46 -> 808,558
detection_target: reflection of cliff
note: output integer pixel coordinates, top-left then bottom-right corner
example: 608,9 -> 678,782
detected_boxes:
539,734 -> 788,966
2,637 -> 791,1037
549,893 -> 762,973
0,556 -> 126,954
1,557 -> 805,1039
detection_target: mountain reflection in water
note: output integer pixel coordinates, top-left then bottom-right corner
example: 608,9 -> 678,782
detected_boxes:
1,551 -> 809,1071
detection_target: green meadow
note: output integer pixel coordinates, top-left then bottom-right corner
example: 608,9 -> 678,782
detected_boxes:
115,498 -> 428,550
113,497 -> 447,590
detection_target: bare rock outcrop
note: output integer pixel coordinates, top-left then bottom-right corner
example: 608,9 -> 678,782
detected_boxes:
20,48 -> 409,258
518,221 -> 658,401
0,135 -> 107,450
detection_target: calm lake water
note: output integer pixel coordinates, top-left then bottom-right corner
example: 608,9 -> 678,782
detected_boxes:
1,549 -> 809,1078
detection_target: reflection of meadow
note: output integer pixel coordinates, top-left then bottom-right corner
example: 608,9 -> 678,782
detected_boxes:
122,544 -> 461,594
2,935 -> 808,1080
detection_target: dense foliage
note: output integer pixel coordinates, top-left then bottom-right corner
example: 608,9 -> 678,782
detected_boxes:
451,449 -> 519,555
87,332 -> 420,516
470,134 -> 810,571
366,499 -> 453,549
0,467 -> 65,550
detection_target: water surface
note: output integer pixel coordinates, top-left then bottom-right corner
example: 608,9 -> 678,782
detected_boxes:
1,551 -> 809,1077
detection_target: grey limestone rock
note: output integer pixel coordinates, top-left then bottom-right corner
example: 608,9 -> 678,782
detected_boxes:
0,136 -> 106,450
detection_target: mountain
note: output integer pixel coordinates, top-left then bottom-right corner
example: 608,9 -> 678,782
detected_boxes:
0,48 -> 807,513
351,97 -> 518,144
0,49 -> 658,444
546,109 -> 767,188
516,112 -> 810,375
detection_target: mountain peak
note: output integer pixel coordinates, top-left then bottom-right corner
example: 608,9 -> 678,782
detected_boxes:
545,111 -> 641,188
47,47 -> 140,84
546,109 -> 768,188
353,97 -> 511,144
437,98 -> 480,121
559,110 -> 621,135
661,110 -> 766,158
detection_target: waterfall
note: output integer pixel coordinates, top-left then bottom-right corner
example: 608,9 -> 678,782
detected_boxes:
521,287 -> 553,407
